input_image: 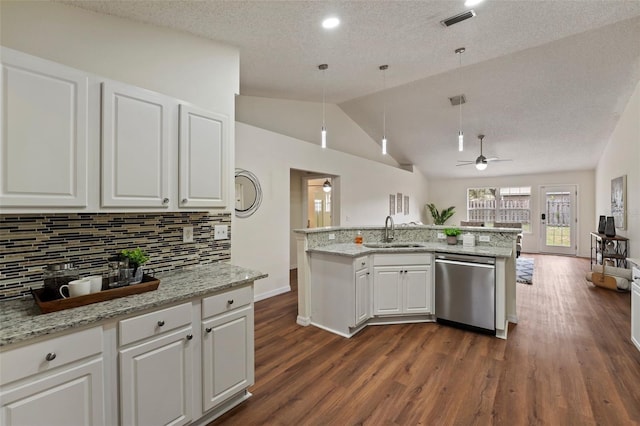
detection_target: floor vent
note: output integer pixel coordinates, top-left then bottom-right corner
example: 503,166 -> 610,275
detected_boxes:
440,10 -> 476,27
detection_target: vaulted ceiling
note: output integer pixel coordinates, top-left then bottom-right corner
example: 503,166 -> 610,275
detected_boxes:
63,0 -> 640,179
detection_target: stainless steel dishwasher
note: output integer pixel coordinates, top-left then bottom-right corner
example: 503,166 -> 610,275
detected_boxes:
435,252 -> 496,334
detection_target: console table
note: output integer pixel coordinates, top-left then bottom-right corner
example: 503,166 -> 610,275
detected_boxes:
590,232 -> 629,269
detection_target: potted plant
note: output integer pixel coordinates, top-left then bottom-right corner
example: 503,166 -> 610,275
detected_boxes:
120,248 -> 150,284
426,203 -> 455,225
444,228 -> 461,245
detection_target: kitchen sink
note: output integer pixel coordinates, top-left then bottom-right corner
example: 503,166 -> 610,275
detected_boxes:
363,242 -> 425,248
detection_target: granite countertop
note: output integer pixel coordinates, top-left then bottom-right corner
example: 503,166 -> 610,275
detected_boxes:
0,263 -> 267,347
307,242 -> 513,258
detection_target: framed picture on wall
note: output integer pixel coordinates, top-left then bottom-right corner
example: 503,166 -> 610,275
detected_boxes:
389,194 -> 395,216
611,175 -> 626,229
404,196 -> 409,216
397,193 -> 403,213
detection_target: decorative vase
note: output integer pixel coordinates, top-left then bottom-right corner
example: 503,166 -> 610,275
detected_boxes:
604,216 -> 616,237
598,215 -> 606,234
446,235 -> 458,245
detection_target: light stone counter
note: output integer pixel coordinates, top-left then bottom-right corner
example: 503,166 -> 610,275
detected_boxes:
307,242 -> 513,258
0,263 -> 267,347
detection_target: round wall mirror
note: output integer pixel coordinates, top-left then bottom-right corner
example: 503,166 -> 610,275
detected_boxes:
235,169 -> 262,218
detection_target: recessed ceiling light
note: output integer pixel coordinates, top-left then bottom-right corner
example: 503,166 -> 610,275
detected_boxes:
464,0 -> 484,6
322,17 -> 340,29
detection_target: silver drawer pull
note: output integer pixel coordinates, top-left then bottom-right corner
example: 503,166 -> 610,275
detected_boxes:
227,299 -> 234,305
157,320 -> 165,327
205,327 -> 212,333
162,198 -> 169,204
186,334 -> 193,340
45,352 -> 56,361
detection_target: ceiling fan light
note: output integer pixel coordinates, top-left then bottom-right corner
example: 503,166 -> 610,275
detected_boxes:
475,158 -> 488,171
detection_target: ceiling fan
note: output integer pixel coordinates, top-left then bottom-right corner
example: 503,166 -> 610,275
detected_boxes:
457,134 -> 511,170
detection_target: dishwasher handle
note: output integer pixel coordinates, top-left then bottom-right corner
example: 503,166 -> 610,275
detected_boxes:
435,252 -> 495,266
435,258 -> 496,269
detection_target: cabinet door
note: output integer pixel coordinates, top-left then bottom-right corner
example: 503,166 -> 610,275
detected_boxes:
179,104 -> 228,208
202,305 -> 254,412
101,82 -> 170,207
0,358 -> 104,426
403,265 -> 432,314
120,328 -> 193,426
354,268 -> 370,325
632,282 -> 640,352
0,48 -> 88,207
373,266 -> 402,315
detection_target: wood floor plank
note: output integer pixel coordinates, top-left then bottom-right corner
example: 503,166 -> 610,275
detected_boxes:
211,254 -> 640,425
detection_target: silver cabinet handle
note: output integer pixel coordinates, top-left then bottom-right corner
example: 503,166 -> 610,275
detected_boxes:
157,320 -> 165,327
162,198 -> 169,204
45,352 -> 56,361
182,198 -> 188,204
227,299 -> 234,305
186,334 -> 193,340
205,327 -> 212,333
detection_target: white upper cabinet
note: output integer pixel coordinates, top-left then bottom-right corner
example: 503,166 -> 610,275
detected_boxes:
179,105 -> 228,208
0,48 -> 88,208
101,82 -> 171,208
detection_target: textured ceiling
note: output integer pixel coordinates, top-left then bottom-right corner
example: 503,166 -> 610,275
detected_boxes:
62,0 -> 640,179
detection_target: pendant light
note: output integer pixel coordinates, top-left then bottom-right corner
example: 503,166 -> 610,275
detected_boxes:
380,65 -> 389,155
455,47 -> 465,152
322,179 -> 332,192
319,64 -> 328,149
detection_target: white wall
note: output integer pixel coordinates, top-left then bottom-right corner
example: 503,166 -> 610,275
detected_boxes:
290,170 -> 305,269
233,122 -> 429,300
595,80 -> 640,261
0,1 -> 239,116
428,170 -> 595,257
237,95 -> 400,168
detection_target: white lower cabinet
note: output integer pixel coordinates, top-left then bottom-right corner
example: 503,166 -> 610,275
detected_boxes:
119,328 -> 194,426
632,280 -> 640,352
0,327 -> 105,426
202,305 -> 254,411
373,254 -> 433,316
354,260 -> 371,326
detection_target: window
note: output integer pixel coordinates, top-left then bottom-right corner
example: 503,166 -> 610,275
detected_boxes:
467,186 -> 531,232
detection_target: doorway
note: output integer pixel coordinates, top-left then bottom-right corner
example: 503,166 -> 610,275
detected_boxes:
306,177 -> 333,228
540,185 -> 577,255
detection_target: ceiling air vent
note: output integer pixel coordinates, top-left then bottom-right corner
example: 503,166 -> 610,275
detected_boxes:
449,94 -> 466,106
440,10 -> 476,27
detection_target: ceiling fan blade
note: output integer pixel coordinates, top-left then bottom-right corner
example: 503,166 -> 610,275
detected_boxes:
486,158 -> 512,163
457,160 -> 475,163
456,162 -> 474,167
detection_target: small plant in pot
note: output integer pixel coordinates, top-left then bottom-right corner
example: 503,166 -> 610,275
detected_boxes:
120,248 -> 149,284
444,228 -> 461,245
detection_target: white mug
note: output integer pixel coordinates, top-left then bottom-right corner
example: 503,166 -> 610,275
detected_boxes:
85,275 -> 103,293
59,279 -> 92,298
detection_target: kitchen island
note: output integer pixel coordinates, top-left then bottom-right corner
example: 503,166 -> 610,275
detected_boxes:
0,263 -> 267,426
294,225 -> 519,340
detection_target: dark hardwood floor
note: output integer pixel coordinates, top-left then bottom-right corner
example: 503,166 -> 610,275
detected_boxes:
211,254 -> 640,425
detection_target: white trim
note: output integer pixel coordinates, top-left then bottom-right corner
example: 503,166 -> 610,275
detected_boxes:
253,285 -> 290,302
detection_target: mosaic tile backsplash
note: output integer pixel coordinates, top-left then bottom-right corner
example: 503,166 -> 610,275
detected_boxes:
0,213 -> 231,300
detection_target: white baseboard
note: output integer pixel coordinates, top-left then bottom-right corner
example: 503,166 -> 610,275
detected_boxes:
253,285 -> 291,302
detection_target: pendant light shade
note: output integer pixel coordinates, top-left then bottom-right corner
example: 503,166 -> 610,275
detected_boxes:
380,65 -> 389,155
319,64 -> 328,149
322,179 -> 332,192
455,47 -> 465,152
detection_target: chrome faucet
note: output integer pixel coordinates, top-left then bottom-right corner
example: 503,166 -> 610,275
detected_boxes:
384,215 -> 395,243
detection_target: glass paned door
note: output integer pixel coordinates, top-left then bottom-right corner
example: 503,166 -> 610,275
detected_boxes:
540,185 -> 576,255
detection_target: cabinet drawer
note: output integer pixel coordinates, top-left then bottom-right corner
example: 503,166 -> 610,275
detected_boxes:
373,253 -> 432,266
0,326 -> 102,385
202,286 -> 253,318
355,256 -> 369,271
119,302 -> 191,347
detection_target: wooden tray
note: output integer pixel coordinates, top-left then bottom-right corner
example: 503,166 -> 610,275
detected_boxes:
32,275 -> 160,314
